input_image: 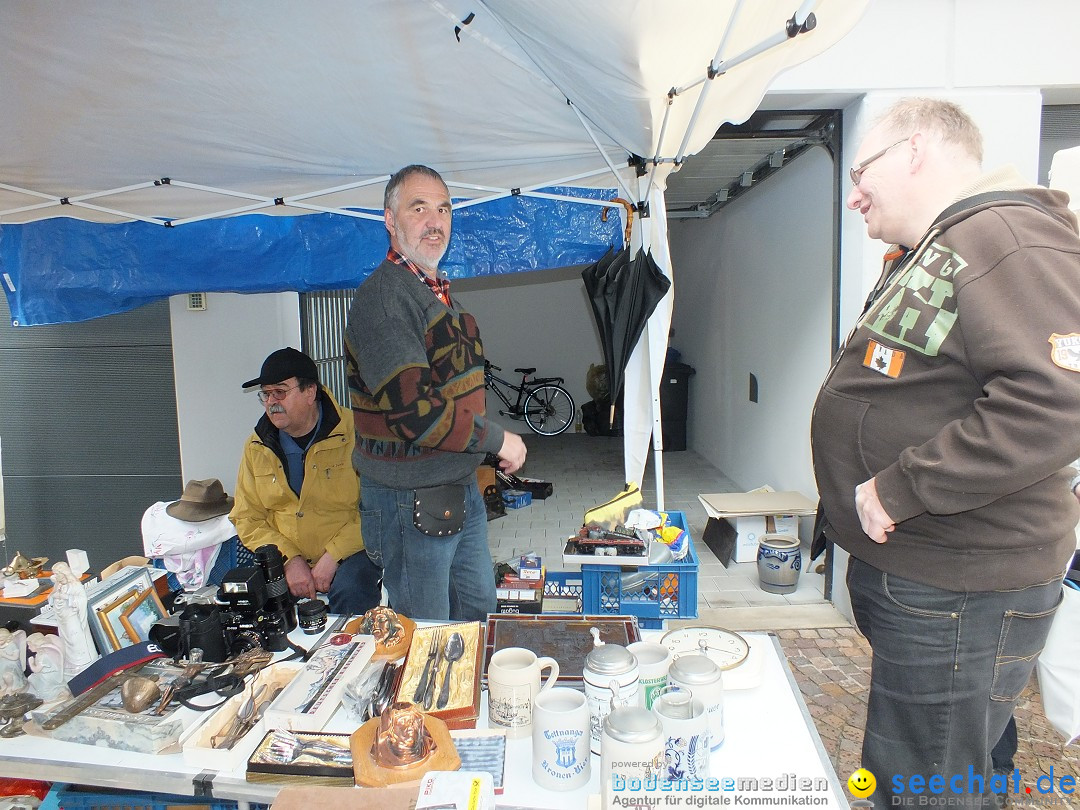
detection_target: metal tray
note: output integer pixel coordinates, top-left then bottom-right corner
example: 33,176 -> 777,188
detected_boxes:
483,614 -> 641,687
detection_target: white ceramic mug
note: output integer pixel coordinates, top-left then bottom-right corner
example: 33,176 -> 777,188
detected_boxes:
627,641 -> 671,709
600,705 -> 664,794
668,655 -> 725,749
652,686 -> 710,781
532,687 -> 592,791
488,646 -> 559,738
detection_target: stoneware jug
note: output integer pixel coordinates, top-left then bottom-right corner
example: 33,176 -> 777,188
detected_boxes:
756,533 -> 802,595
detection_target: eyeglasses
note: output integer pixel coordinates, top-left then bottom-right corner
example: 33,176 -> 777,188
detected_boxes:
849,139 -> 907,186
257,385 -> 299,403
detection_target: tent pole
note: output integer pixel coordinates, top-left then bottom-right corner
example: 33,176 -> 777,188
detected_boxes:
568,101 -> 635,202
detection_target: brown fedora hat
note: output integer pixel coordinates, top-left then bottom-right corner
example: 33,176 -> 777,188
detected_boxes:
165,478 -> 235,522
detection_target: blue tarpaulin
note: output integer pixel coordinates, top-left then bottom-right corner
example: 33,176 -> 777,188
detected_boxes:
0,186 -> 622,326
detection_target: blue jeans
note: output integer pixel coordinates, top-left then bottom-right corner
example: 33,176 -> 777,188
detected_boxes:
359,477 -> 496,622
328,548 -> 383,616
847,556 -> 1062,808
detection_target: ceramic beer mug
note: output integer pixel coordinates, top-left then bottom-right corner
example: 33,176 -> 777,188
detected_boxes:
668,654 -> 724,749
583,643 -> 639,754
600,703 -> 663,793
627,641 -> 671,709
532,687 -> 592,791
487,646 -> 559,738
652,686 -> 710,781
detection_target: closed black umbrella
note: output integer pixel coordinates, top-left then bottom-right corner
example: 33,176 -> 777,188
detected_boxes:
582,245 -> 671,423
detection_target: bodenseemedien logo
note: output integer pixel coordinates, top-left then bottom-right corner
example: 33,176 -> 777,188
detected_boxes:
848,768 -> 876,799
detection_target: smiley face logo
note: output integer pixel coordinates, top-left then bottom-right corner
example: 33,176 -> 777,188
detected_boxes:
848,768 -> 876,798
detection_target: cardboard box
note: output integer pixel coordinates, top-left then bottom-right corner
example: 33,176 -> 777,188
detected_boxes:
180,661 -> 303,771
502,489 -> 531,509
518,554 -> 542,581
31,659 -> 207,754
264,635 -> 375,732
272,784 -> 419,810
495,586 -> 543,614
477,465 -> 496,494
698,489 -> 816,564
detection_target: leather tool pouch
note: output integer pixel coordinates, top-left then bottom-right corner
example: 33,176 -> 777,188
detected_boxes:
413,484 -> 467,537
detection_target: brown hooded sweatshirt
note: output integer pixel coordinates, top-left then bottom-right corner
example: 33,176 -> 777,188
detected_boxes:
812,167 -> 1080,591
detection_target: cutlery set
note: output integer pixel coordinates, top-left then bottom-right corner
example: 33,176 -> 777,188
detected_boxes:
411,629 -> 466,711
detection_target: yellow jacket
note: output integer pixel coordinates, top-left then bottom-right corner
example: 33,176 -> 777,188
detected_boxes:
230,388 -> 364,565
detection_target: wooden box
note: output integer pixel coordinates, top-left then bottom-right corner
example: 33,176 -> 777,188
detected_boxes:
394,622 -> 484,729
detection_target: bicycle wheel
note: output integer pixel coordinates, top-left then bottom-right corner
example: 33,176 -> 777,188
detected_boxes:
523,384 -> 576,436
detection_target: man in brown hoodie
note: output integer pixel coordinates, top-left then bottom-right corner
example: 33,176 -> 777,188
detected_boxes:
812,98 -> 1080,806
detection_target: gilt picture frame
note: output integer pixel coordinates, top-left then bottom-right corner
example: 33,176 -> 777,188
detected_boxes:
119,585 -> 167,644
86,567 -> 156,652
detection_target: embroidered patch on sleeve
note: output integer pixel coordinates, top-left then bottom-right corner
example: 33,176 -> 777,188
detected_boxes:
862,339 -> 905,378
1049,333 -> 1080,372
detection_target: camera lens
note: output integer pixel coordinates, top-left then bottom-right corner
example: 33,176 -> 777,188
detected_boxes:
254,544 -> 285,580
296,598 -> 328,635
252,544 -> 297,638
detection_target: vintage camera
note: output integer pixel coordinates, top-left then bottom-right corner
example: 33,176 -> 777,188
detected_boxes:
217,544 -> 297,652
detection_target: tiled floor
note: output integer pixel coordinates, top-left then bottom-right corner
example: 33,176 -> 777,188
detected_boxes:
486,433 -> 830,614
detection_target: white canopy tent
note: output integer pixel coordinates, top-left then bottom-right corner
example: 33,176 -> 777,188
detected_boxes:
0,1 -> 867,506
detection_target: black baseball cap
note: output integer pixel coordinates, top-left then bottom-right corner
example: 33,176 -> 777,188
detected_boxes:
242,347 -> 319,389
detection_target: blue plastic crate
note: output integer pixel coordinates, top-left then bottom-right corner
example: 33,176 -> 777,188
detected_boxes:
543,570 -> 584,613
52,784 -> 267,810
579,510 -> 699,629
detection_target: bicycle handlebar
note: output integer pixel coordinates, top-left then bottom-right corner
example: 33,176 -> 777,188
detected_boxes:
485,361 -> 501,371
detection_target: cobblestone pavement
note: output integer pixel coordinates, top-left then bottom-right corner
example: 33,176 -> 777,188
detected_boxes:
777,628 -> 1080,807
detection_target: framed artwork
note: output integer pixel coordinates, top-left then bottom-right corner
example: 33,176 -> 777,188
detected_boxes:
87,567 -> 156,653
119,586 -> 167,644
96,588 -> 139,651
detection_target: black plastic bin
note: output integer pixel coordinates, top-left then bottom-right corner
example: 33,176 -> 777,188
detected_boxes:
660,361 -> 695,451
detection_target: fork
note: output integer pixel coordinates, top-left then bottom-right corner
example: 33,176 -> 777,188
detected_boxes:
412,629 -> 442,704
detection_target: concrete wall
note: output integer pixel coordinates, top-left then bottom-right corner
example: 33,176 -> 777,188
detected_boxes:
169,292 -> 300,490
667,146 -> 834,498
454,266 -> 603,435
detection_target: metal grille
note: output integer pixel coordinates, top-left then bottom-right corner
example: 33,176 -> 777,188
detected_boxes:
0,296 -> 181,574
1042,104 -> 1080,139
300,289 -> 354,406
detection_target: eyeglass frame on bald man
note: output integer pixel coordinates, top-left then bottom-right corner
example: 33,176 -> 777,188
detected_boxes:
849,138 -> 908,186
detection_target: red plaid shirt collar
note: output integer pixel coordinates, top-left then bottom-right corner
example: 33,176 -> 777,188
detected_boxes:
388,249 -> 451,307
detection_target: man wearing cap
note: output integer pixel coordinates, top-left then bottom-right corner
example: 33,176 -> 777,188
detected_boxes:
230,347 -> 380,615
344,164 -> 526,622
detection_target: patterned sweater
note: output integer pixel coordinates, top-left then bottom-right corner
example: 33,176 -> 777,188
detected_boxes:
344,257 -> 504,488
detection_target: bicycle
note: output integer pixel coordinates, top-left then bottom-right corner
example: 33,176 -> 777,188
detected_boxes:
484,361 -> 576,436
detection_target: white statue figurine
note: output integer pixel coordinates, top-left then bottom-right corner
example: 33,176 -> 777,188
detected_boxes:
26,632 -> 70,702
0,628 -> 28,695
49,561 -> 100,677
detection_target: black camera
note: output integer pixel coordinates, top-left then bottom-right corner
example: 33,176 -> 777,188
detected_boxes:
217,544 -> 297,652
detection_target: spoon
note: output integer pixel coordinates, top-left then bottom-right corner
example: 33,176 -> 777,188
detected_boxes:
435,632 -> 466,709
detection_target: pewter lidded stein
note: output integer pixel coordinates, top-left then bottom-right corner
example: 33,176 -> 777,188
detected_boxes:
600,699 -> 663,793
667,652 -> 724,749
583,634 -> 640,754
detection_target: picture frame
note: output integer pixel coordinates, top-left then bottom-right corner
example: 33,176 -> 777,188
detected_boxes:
119,585 -> 167,644
96,588 -> 139,651
86,567 -> 156,653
